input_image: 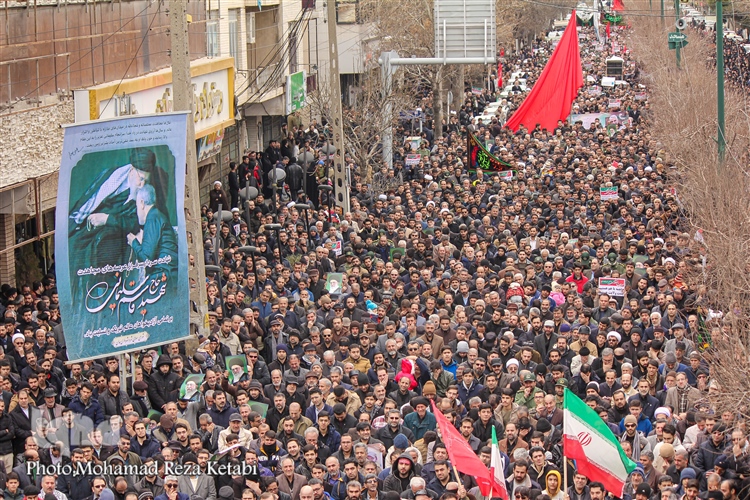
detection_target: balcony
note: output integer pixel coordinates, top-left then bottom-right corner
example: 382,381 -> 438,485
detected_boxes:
248,63 -> 285,93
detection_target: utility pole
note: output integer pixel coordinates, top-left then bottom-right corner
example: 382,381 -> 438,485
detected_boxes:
325,0 -> 350,214
675,0 -> 681,68
716,0 -> 726,163
170,0 -> 209,341
661,0 -> 665,25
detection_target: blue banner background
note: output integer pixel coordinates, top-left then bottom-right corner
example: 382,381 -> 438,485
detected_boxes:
55,113 -> 190,361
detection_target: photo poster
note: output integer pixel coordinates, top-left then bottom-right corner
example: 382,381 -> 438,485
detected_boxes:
226,355 -> 248,385
180,373 -> 205,400
405,136 -> 421,153
249,401 -> 269,418
367,444 -> 384,468
332,240 -> 342,257
55,113 -> 191,362
326,273 -> 343,296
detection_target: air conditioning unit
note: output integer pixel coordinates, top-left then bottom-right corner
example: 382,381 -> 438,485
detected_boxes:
246,12 -> 256,44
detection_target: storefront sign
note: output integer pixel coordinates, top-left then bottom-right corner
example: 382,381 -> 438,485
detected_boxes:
197,129 -> 225,162
73,57 -> 235,139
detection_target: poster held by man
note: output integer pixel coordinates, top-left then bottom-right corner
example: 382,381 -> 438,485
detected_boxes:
55,113 -> 191,362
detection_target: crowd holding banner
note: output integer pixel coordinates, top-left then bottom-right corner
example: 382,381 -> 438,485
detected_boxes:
0,14 -> 738,500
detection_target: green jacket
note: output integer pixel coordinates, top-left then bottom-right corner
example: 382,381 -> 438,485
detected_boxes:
432,371 -> 455,398
515,386 -> 543,409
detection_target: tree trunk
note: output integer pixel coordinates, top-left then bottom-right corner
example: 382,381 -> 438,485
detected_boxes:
452,66 -> 465,115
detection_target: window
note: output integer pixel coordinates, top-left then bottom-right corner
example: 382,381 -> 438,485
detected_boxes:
207,10 -> 220,57
229,9 -> 240,68
289,32 -> 298,74
246,11 -> 256,44
336,0 -> 358,24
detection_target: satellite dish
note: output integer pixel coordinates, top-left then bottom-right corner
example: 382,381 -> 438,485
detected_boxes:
273,168 -> 287,182
214,211 -> 233,222
240,186 -> 259,200
299,151 -> 315,166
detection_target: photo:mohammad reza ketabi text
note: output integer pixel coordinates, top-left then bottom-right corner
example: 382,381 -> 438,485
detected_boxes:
27,461 -> 260,478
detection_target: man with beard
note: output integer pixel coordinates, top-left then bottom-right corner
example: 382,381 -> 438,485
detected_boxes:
98,373 -> 130,418
267,393 -> 290,432
383,454 -> 417,493
148,355 -> 179,411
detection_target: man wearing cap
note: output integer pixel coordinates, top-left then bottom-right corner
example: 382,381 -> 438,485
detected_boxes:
664,323 -> 694,356
37,387 -> 64,424
219,412 -> 254,450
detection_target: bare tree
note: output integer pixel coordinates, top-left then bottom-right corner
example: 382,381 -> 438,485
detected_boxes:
306,68 -> 412,184
628,5 -> 750,416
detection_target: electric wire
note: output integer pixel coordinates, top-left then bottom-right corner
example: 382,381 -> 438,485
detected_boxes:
98,2 -> 163,118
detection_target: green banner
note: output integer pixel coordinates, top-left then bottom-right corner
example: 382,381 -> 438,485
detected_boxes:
286,71 -> 307,114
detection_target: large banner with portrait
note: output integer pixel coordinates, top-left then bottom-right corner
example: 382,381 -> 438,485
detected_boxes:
55,113 -> 190,361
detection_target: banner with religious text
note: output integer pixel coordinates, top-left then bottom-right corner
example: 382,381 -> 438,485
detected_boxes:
467,133 -> 513,172
56,113 -> 190,361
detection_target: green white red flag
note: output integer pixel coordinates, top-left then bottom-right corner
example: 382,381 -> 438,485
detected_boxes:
491,426 -> 510,500
563,388 -> 636,496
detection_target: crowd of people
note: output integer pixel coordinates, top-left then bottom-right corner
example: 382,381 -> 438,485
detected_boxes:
0,15 -> 738,500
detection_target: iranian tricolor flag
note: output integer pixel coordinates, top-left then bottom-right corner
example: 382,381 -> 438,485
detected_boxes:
491,426 -> 510,500
563,388 -> 636,497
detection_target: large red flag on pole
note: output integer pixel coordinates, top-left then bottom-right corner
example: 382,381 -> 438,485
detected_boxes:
432,401 -> 500,497
505,11 -> 583,132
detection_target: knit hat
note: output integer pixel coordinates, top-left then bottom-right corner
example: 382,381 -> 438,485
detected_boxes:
624,415 -> 638,426
659,443 -> 675,458
219,486 -> 235,500
680,467 -> 697,480
160,415 -> 174,428
536,419 -> 552,433
422,381 -> 437,396
393,434 -> 409,450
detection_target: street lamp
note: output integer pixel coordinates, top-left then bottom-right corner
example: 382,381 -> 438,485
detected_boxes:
299,151 -> 316,206
294,203 -> 313,249
238,246 -> 260,295
318,185 -> 333,223
265,223 -> 282,260
205,264 -> 223,303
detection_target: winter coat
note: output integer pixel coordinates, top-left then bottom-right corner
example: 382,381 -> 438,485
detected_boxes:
0,412 -> 15,455
130,435 -> 162,460
98,390 -> 131,418
67,395 -> 105,427
383,453 -> 417,493
147,355 -> 180,410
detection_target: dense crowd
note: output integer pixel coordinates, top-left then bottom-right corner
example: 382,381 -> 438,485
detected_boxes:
0,19 -> 735,500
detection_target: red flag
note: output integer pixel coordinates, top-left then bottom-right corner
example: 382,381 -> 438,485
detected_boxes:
612,0 -> 625,11
431,401 -> 495,496
606,22 -> 611,39
505,11 -> 583,132
497,61 -> 503,89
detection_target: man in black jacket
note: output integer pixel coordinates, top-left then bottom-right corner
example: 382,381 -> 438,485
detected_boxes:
147,355 -> 179,412
0,399 -> 14,472
56,448 -> 93,500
